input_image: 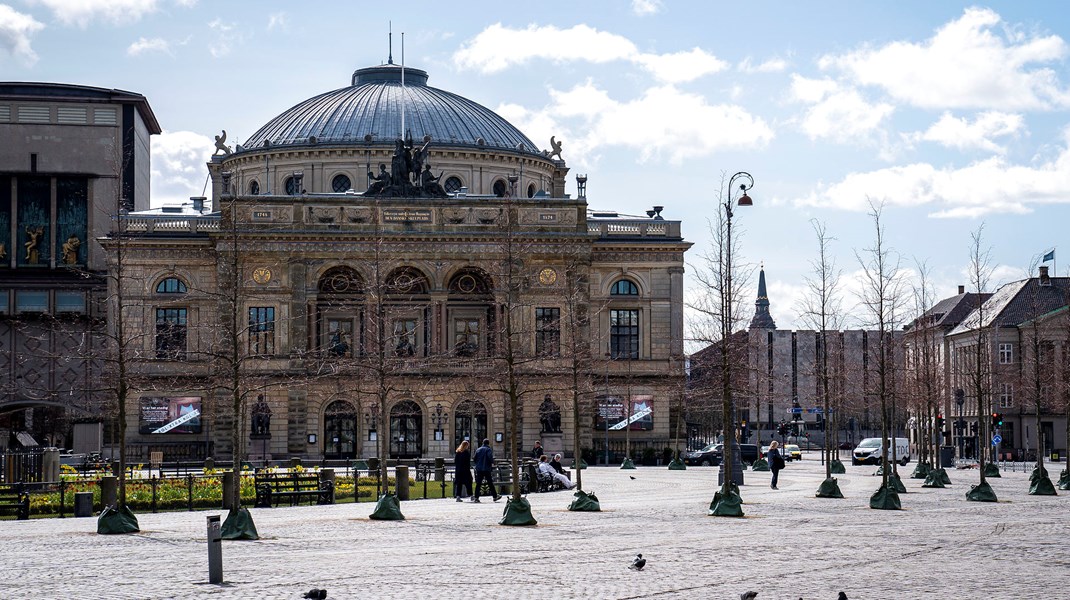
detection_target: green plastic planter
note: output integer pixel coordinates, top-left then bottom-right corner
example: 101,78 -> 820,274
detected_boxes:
221,507 -> 259,540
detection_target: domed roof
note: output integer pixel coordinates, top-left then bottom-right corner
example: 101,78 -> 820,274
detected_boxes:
240,63 -> 540,155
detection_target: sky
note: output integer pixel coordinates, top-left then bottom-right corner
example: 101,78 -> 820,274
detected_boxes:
3,0 -> 1070,334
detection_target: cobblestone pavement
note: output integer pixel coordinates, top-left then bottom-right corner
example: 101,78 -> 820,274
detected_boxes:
2,457 -> 1067,599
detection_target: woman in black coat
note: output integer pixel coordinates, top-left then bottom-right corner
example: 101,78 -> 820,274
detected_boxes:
454,440 -> 473,501
767,440 -> 785,489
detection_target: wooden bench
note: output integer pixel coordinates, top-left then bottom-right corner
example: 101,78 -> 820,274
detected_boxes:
254,472 -> 333,508
0,484 -> 30,520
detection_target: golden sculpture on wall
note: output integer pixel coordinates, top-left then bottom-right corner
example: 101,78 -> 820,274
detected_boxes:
24,226 -> 43,264
62,233 -> 81,265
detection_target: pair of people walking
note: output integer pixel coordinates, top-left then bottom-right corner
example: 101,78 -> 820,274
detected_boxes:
454,438 -> 500,502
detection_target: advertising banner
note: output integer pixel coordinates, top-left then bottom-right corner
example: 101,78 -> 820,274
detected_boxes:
139,396 -> 202,434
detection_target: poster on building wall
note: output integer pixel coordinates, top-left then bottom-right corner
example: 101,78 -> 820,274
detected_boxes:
594,395 -> 653,431
139,396 -> 202,434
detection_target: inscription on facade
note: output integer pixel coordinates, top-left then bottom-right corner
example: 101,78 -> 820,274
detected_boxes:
539,213 -> 557,221
251,210 -> 272,221
383,208 -> 433,223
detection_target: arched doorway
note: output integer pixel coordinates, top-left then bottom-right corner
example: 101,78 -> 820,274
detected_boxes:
390,400 -> 423,458
454,399 -> 488,448
323,401 -> 358,459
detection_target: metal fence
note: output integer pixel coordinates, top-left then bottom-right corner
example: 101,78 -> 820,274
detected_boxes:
1,450 -> 44,484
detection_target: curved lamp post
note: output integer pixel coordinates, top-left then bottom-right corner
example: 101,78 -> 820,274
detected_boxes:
716,172 -> 754,494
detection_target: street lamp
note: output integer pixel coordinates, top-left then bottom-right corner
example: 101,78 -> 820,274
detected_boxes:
717,172 -> 754,490
955,388 -> 965,461
431,403 -> 449,441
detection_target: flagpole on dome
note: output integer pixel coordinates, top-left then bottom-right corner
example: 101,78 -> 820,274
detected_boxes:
401,32 -> 406,140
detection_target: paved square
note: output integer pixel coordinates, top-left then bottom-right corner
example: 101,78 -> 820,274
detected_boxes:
2,458 -> 1066,599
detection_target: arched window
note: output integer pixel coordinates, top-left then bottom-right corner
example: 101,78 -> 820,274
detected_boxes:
611,279 -> 639,296
318,266 -> 364,294
386,267 -> 429,295
527,183 -> 536,198
249,180 -> 260,195
389,400 -> 423,458
155,277 -> 187,294
331,174 -> 352,193
323,401 -> 358,459
492,179 -> 507,197
444,176 -> 463,194
454,399 -> 488,448
284,176 -> 298,196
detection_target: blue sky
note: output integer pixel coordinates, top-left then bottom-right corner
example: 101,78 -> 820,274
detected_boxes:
3,0 -> 1070,332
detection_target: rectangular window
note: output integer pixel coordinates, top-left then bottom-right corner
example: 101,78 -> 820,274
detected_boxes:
998,343 -> 1013,364
535,307 -> 560,357
248,307 -> 275,355
453,318 -> 481,357
15,290 -> 48,313
55,291 -> 85,313
610,309 -> 639,359
393,319 -> 417,357
325,318 -> 354,357
155,307 -> 188,360
0,290 -> 8,314
999,383 -> 1013,409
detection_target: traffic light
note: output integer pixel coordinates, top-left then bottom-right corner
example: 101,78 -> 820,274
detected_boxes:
936,414 -> 944,429
777,422 -> 788,436
994,413 -> 1003,428
740,420 -> 749,441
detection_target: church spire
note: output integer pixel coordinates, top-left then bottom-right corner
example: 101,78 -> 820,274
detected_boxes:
749,264 -> 777,330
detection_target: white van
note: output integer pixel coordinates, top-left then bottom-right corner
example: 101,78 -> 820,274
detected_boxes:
852,437 -> 910,466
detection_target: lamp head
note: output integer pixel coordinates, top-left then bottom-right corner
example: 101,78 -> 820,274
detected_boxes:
737,191 -> 753,207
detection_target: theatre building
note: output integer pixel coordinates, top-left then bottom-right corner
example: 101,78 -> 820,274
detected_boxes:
109,61 -> 691,463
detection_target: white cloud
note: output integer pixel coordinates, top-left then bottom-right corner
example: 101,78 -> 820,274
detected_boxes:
498,80 -> 773,167
267,11 -> 286,32
631,0 -> 662,16
151,130 -> 215,207
453,23 -> 726,83
208,18 -> 236,57
738,56 -> 789,73
819,7 -> 1070,110
127,36 -> 169,56
0,4 -> 44,65
907,111 -> 1024,154
33,0 -> 159,28
795,131 -> 1070,217
789,75 -> 895,143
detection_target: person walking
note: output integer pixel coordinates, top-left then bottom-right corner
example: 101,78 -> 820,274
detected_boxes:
472,438 -> 500,502
454,440 -> 473,502
768,440 -> 785,489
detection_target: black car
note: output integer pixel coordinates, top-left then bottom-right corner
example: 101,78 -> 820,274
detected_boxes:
685,443 -> 759,466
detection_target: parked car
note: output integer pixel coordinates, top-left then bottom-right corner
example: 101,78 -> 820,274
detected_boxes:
784,444 -> 802,461
685,442 -> 721,466
838,441 -> 854,450
852,437 -> 910,465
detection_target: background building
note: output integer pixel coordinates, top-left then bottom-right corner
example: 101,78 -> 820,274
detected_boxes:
0,83 -> 159,451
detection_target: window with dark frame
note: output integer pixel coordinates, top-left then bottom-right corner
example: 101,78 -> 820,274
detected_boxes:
611,279 -> 639,296
284,176 -> 298,195
453,318 -> 480,356
998,343 -> 1013,364
249,180 -> 260,195
155,307 -> 188,359
444,176 -> 463,194
248,307 -> 276,355
331,174 -> 352,193
610,309 -> 639,359
535,307 -> 560,357
393,318 -> 417,356
155,277 -> 187,294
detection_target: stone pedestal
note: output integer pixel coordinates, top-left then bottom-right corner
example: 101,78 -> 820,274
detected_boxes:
395,465 -> 410,500
100,476 -> 118,507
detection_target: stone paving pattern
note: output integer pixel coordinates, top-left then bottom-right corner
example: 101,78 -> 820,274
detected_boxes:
2,456 -> 1067,599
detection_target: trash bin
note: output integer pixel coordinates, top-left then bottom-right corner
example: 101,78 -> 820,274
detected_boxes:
74,492 -> 94,518
940,446 -> 955,468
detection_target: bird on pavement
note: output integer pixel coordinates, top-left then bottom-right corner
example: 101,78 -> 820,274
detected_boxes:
629,553 -> 646,570
629,476 -> 636,480
838,593 -> 848,600
303,589 -> 327,600
741,592 -> 758,600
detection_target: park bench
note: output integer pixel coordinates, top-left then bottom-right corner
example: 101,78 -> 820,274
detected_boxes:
0,483 -> 30,520
254,472 -> 333,508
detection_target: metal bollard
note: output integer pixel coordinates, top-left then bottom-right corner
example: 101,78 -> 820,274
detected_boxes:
207,515 -> 223,584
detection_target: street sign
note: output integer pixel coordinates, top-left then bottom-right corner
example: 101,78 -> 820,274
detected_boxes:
992,434 -> 1002,446
788,408 -> 803,414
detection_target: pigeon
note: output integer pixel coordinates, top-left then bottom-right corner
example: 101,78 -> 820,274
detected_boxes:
303,589 -> 327,600
629,476 -> 637,480
838,594 -> 848,600
741,592 -> 759,600
629,553 -> 646,570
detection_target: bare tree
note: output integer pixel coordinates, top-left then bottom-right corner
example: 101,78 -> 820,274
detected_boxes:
855,202 -> 908,507
797,219 -> 844,486
963,224 -> 996,499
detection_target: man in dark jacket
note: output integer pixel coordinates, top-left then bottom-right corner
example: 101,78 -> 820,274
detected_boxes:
472,438 -> 500,502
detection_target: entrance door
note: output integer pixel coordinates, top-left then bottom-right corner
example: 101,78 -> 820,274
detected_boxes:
390,400 -> 423,458
324,401 -> 358,459
454,399 -> 488,448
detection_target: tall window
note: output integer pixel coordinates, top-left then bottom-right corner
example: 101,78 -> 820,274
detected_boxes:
535,307 -> 560,357
999,383 -> 1013,409
393,319 -> 417,356
326,319 -> 353,357
248,307 -> 275,355
998,343 -> 1013,364
454,319 -> 480,356
155,307 -> 188,359
610,309 -> 639,359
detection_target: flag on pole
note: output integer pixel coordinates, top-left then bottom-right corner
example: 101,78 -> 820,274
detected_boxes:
1043,249 -> 1055,263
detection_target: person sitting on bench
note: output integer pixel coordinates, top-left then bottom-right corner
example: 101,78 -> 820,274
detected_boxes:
538,454 -> 574,489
